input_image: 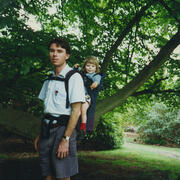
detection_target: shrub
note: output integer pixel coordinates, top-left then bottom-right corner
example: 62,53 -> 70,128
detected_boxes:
138,103 -> 180,145
87,112 -> 124,150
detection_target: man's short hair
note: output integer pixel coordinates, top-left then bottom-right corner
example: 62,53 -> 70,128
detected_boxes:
48,37 -> 71,54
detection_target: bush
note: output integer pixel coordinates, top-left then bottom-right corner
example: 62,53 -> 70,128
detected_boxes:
86,112 -> 124,150
112,97 -> 153,129
138,103 -> 180,145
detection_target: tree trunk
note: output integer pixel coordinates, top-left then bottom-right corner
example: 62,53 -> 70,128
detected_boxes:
0,107 -> 40,139
95,28 -> 180,126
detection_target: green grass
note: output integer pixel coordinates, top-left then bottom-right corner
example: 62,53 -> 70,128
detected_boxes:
78,142 -> 180,180
1,137 -> 180,180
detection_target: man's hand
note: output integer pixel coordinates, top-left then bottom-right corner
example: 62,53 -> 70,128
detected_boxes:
34,135 -> 40,151
56,138 -> 69,159
90,82 -> 98,89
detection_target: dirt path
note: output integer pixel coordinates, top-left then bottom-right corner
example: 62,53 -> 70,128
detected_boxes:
125,132 -> 180,160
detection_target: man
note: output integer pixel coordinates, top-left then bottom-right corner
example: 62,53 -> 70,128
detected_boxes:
34,37 -> 85,180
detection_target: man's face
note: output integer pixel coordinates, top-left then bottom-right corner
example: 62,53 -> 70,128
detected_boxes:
49,43 -> 70,67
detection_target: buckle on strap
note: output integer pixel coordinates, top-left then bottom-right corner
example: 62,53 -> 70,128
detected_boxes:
43,114 -> 70,127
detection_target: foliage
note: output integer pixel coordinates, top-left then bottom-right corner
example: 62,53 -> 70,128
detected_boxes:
84,112 -> 124,150
138,103 -> 180,145
113,97 -> 153,129
113,95 -> 179,131
0,0 -> 179,118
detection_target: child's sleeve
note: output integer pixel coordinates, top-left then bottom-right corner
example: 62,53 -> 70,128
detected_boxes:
93,74 -> 101,85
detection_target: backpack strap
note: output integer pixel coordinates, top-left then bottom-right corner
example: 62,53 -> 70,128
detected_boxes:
97,72 -> 106,91
83,74 -> 93,90
64,69 -> 80,108
44,69 -> 82,108
45,74 -> 65,81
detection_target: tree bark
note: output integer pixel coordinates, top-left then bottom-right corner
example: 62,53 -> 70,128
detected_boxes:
95,28 -> 180,126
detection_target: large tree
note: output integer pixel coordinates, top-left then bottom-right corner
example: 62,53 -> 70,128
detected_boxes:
0,0 -> 179,138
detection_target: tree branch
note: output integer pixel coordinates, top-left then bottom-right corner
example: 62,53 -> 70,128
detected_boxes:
158,0 -> 180,23
132,89 -> 180,96
125,23 -> 139,83
95,27 -> 180,125
101,0 -> 155,73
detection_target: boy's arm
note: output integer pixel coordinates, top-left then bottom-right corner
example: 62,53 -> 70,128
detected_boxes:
56,102 -> 81,159
34,82 -> 47,151
64,102 -> 81,137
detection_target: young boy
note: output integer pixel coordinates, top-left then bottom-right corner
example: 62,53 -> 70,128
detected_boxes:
34,37 -> 85,180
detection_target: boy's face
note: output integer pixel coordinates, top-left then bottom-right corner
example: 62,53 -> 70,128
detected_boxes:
85,63 -> 96,74
49,43 -> 70,68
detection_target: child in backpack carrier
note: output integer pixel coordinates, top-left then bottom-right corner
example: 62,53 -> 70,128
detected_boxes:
74,56 -> 101,133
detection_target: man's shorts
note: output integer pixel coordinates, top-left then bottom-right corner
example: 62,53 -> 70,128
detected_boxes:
39,126 -> 78,179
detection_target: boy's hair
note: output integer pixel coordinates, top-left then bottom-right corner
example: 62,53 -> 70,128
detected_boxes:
82,56 -> 100,73
48,37 -> 71,54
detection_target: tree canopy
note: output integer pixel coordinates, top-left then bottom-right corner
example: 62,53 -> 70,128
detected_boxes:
0,0 -> 179,137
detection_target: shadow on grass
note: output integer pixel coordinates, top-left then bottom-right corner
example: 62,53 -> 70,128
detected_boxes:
0,158 -> 179,180
0,159 -> 42,180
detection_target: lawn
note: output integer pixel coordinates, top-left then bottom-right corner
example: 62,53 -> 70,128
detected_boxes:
76,140 -> 180,180
0,134 -> 180,180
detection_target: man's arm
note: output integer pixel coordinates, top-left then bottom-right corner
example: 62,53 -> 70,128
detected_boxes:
34,134 -> 40,151
64,102 -> 81,137
56,102 -> 81,159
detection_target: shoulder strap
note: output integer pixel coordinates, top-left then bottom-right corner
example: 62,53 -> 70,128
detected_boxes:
97,72 -> 106,91
44,74 -> 65,82
64,69 -> 82,108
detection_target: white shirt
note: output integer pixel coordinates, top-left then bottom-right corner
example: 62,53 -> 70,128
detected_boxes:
38,64 -> 85,115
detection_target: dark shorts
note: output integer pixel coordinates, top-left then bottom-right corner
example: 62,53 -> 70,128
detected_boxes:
39,126 -> 78,179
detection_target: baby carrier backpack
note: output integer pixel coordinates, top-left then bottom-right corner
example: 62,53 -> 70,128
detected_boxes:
44,69 -> 105,131
82,72 -> 105,131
